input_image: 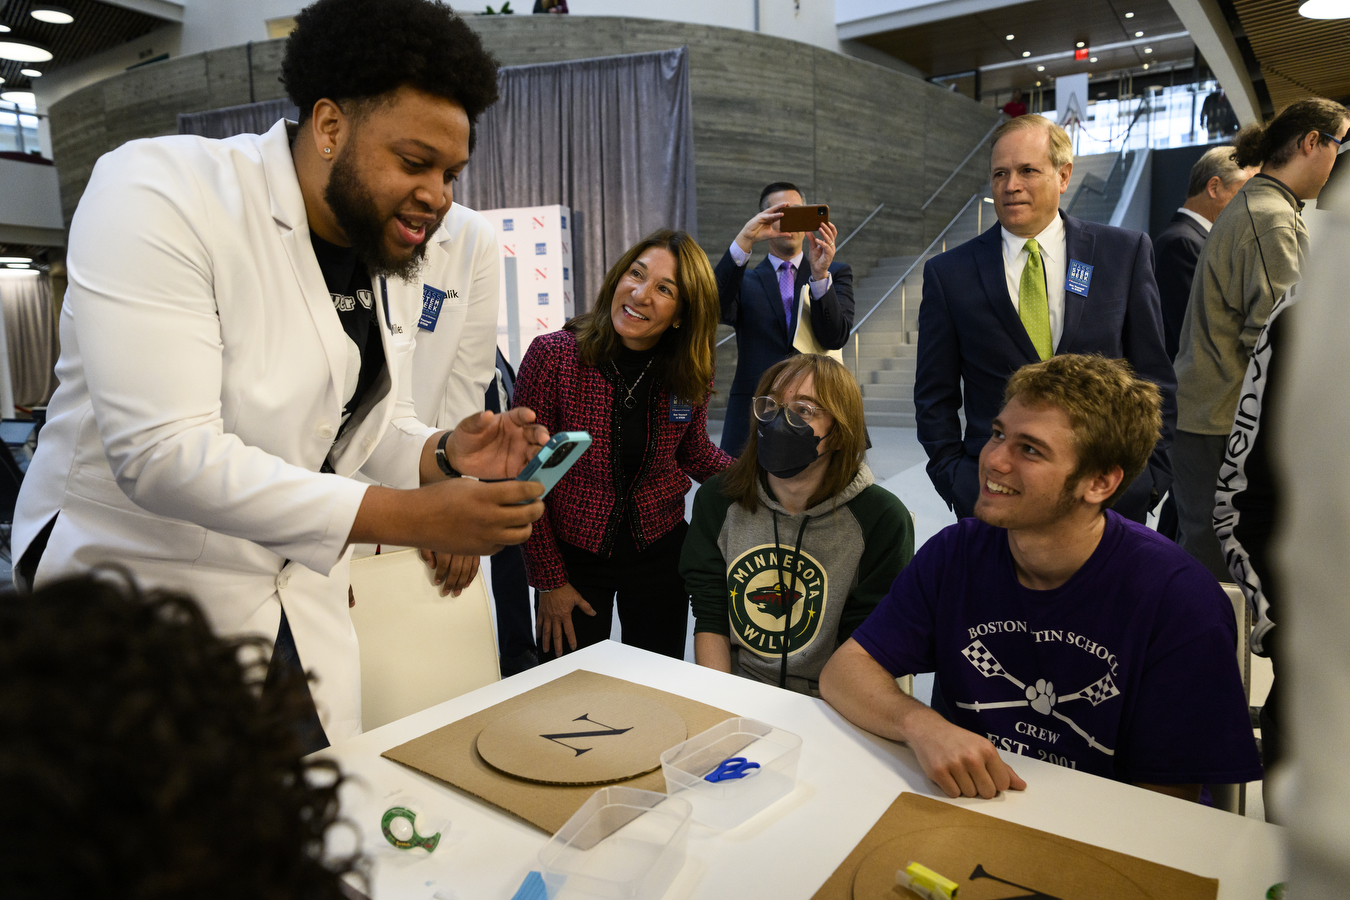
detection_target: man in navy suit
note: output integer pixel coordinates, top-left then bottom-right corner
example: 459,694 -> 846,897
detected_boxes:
715,182 -> 854,454
1154,146 -> 1256,360
915,115 -> 1176,524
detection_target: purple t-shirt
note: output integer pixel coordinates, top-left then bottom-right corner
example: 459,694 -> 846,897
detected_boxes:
853,511 -> 1263,785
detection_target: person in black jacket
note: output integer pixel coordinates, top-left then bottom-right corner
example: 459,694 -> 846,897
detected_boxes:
714,182 -> 854,455
1154,146 -> 1256,361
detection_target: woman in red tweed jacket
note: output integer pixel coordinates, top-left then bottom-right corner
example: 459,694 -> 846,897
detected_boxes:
513,230 -> 733,660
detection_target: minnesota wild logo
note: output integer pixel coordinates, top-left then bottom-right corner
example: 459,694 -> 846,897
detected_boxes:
727,543 -> 827,659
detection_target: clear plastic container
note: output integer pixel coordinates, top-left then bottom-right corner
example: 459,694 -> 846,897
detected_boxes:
659,717 -> 802,831
538,786 -> 693,900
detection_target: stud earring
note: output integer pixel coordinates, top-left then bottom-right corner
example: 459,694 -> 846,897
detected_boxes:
324,147 -> 332,155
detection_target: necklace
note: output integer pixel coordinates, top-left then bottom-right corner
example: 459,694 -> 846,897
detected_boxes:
612,355 -> 656,409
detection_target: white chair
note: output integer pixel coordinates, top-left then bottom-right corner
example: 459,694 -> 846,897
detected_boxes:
1209,582 -> 1252,815
348,549 -> 500,731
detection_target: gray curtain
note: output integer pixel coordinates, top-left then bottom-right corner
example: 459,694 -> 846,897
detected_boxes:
175,48 -> 698,315
178,98 -> 299,139
0,271 -> 56,408
456,47 -> 698,313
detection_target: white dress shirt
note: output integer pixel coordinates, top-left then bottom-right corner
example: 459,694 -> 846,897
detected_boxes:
1177,206 -> 1213,233
1002,212 -> 1067,350
727,243 -> 832,301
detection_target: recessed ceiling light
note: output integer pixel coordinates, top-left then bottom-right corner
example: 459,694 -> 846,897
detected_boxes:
1144,47 -> 1152,53
20,68 -> 41,77
1022,50 -> 1031,57
1299,0 -> 1350,16
1036,80 -> 1042,86
0,24 -> 9,33
0,256 -> 32,264
1006,34 -> 1015,40
30,6 -> 74,25
0,39 -> 52,63
1125,11 -> 1135,17
5,263 -> 32,269
1036,65 -> 1045,71
983,197 -> 994,203
1090,56 -> 1098,62
1135,30 -> 1144,36
1142,63 -> 1150,69
1076,41 -> 1085,48
1,90 -> 36,108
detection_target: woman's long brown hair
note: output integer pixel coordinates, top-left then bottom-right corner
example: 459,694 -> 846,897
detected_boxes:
566,229 -> 720,404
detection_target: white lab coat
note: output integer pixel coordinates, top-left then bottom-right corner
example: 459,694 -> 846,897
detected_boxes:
13,119 -> 493,742
410,203 -> 500,429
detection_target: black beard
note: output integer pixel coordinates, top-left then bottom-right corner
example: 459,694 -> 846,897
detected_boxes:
323,146 -> 429,282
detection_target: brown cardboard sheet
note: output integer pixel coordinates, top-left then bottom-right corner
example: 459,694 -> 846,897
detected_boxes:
380,669 -> 736,834
813,792 -> 1218,900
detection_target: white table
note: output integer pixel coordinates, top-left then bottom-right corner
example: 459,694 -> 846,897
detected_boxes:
320,641 -> 1286,900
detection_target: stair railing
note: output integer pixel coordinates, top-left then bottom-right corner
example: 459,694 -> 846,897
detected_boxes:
920,114 -> 1005,211
847,191 -> 982,380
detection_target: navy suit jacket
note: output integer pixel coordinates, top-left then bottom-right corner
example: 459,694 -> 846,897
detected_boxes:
914,213 -> 1176,523
715,249 -> 853,454
1152,211 -> 1208,361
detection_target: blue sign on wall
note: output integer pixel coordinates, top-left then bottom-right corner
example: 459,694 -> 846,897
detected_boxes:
503,219 -> 514,231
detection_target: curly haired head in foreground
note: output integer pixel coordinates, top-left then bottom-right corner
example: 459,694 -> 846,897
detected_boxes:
0,571 -> 365,899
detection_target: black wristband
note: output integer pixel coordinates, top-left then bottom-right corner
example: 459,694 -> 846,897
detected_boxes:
435,431 -> 460,478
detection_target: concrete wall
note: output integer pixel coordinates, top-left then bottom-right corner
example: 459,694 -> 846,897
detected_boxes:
46,15 -> 998,407
49,15 -> 999,274
0,158 -> 64,246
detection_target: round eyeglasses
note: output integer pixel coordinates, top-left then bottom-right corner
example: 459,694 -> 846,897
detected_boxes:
753,395 -> 827,426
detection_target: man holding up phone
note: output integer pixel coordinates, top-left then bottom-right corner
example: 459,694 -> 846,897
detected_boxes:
715,182 -> 854,455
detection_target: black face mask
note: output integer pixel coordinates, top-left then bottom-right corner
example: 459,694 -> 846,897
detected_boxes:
757,410 -> 822,479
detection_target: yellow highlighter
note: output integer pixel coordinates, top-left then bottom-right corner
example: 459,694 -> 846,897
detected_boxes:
896,861 -> 960,900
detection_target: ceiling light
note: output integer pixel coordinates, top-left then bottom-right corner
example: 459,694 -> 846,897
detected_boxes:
1144,47 -> 1152,53
1,90 -> 36,108
20,68 -> 41,77
1142,63 -> 1150,69
1125,11 -> 1135,17
1135,30 -> 1144,36
0,39 -> 52,63
1298,0 -> 1350,16
1006,34 -> 1015,40
1022,50 -> 1031,57
1090,56 -> 1098,62
1036,80 -> 1042,86
0,24 -> 9,33
30,6 -> 74,25
983,197 -> 994,203
0,256 -> 32,264
1036,65 -> 1045,71
5,263 -> 31,269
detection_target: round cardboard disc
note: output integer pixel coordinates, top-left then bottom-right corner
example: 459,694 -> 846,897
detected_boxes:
475,691 -> 688,785
852,829 -> 1152,900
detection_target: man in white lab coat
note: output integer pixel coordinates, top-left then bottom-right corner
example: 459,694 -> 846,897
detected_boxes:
12,0 -> 543,747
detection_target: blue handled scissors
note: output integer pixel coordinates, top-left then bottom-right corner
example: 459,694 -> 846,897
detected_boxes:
705,756 -> 761,783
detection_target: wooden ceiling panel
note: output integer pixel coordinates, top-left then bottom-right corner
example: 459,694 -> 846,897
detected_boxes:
1231,0 -> 1350,111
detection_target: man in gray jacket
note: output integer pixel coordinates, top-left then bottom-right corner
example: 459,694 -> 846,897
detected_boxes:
1171,98 -> 1347,579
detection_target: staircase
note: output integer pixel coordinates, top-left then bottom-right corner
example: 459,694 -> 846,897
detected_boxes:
850,193 -> 989,428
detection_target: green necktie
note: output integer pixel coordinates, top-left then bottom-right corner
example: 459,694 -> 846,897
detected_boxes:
1019,237 -> 1052,360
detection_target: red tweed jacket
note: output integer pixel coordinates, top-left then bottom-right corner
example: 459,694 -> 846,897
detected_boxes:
512,329 -> 733,590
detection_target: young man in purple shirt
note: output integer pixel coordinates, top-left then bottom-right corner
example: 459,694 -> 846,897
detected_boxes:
821,354 -> 1261,802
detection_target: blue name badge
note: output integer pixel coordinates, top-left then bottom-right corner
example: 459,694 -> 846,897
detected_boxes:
1066,259 -> 1094,297
419,284 -> 447,331
669,396 -> 692,423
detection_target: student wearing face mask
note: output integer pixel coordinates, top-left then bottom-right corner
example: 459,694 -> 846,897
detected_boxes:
681,354 -> 913,695
513,230 -> 733,661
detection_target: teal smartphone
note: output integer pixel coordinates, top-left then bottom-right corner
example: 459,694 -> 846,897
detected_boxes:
516,431 -> 591,500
